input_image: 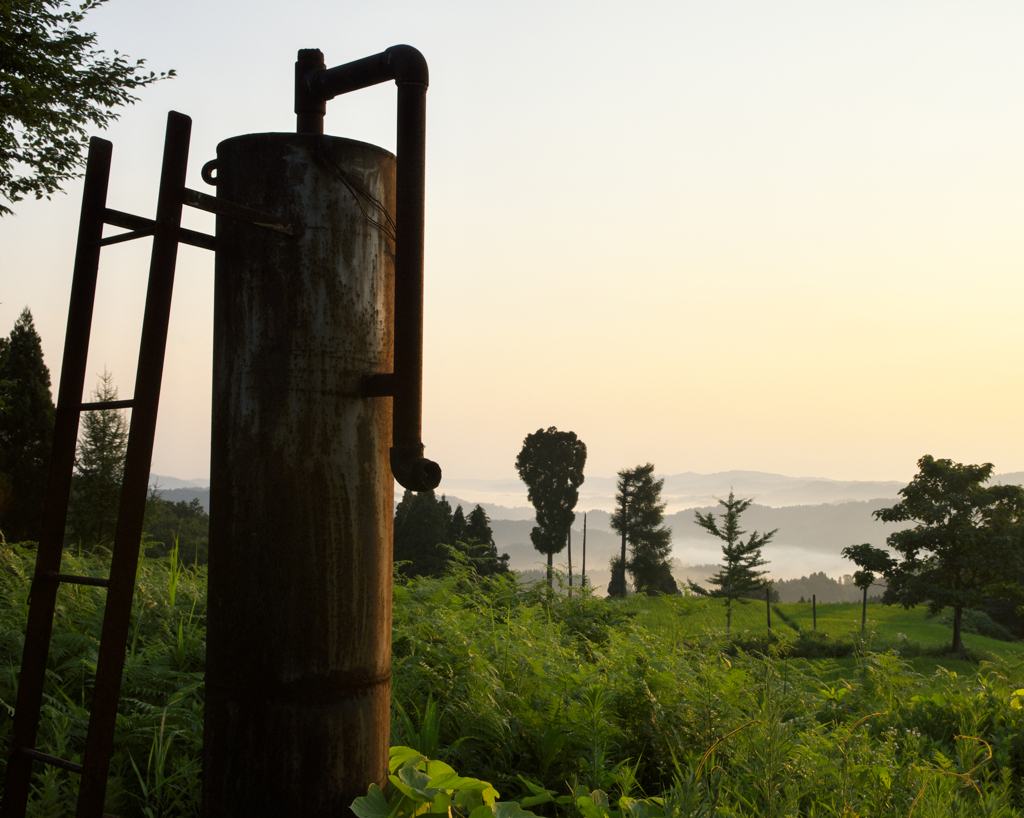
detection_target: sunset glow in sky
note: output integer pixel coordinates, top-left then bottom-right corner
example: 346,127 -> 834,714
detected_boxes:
3,1 -> 1023,484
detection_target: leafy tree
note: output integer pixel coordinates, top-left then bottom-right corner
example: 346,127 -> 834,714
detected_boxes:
608,463 -> 677,597
515,427 -> 587,584
0,307 -> 55,542
143,493 -> 209,566
688,490 -> 775,633
66,368 -> 127,549
1,0 -> 174,215
842,455 -> 1024,657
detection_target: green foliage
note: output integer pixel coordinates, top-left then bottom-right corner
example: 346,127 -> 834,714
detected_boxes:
515,427 -> 587,577
66,368 -> 127,550
143,494 -> 209,567
0,0 -> 174,215
0,542 -> 204,815
0,308 -> 55,542
609,464 -> 676,598
4,541 -> 1024,815
845,455 -> 1024,657
689,490 -> 775,633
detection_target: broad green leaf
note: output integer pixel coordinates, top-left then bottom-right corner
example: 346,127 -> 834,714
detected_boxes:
426,759 -> 458,778
391,746 -> 428,773
351,784 -> 393,818
389,774 -> 428,804
398,766 -> 434,795
428,772 -> 493,792
492,801 -> 541,818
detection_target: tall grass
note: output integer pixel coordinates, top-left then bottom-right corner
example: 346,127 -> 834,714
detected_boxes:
0,543 -> 204,817
3,543 -> 1024,816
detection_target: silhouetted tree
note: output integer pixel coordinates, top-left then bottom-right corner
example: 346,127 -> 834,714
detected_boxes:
515,427 -> 587,585
689,490 -> 775,633
465,505 -> 493,547
393,493 -> 509,578
0,308 -> 55,542
609,463 -> 677,597
843,455 -> 1024,657
448,504 -> 467,545
66,368 -> 127,549
393,490 -> 450,577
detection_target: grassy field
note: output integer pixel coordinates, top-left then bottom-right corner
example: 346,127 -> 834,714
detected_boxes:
628,593 -> 1024,669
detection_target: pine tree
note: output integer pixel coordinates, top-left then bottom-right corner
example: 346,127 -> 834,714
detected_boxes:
392,493 -> 509,577
448,504 -> 467,545
393,490 -> 450,577
463,504 -> 509,576
689,490 -> 775,633
609,464 -> 677,597
0,308 -> 56,542
66,368 -> 128,549
464,504 -> 494,547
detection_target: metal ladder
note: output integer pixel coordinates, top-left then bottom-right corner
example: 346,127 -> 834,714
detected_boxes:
0,111 -> 213,818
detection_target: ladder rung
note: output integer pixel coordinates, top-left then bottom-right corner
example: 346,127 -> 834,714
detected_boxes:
81,399 -> 134,411
16,747 -> 84,775
183,187 -> 302,236
41,572 -> 111,589
103,206 -> 214,251
99,229 -> 154,247
104,207 -> 152,232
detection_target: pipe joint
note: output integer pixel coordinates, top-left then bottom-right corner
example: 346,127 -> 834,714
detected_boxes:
390,444 -> 442,492
384,45 -> 429,87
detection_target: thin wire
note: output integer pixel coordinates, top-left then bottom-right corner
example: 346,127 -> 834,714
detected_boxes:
317,141 -> 397,244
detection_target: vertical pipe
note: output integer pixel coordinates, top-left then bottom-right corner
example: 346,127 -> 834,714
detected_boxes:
390,81 -> 430,486
204,134 -> 395,817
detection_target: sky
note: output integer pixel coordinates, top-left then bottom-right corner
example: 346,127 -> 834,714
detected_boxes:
3,0 -> 1024,486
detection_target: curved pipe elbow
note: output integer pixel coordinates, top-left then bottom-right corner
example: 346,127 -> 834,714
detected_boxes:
384,45 -> 429,87
391,444 -> 442,492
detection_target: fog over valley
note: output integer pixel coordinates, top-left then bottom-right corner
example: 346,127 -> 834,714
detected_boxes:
152,468 -> 1024,590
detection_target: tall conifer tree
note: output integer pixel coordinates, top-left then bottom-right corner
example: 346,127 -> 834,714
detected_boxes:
0,308 -> 55,542
67,368 -> 127,549
609,464 -> 677,597
689,491 -> 775,633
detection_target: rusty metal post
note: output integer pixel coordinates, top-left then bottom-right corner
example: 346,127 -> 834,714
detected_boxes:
203,134 -> 396,816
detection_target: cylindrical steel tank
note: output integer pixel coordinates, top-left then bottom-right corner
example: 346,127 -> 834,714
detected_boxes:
204,133 -> 395,816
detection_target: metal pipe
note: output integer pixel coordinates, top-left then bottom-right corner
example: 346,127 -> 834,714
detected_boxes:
295,46 -> 440,492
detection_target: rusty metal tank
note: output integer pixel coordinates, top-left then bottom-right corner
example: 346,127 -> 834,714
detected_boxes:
203,133 -> 395,817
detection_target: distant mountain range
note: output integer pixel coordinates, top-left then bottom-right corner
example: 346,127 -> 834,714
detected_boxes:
150,469 -> 1024,584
